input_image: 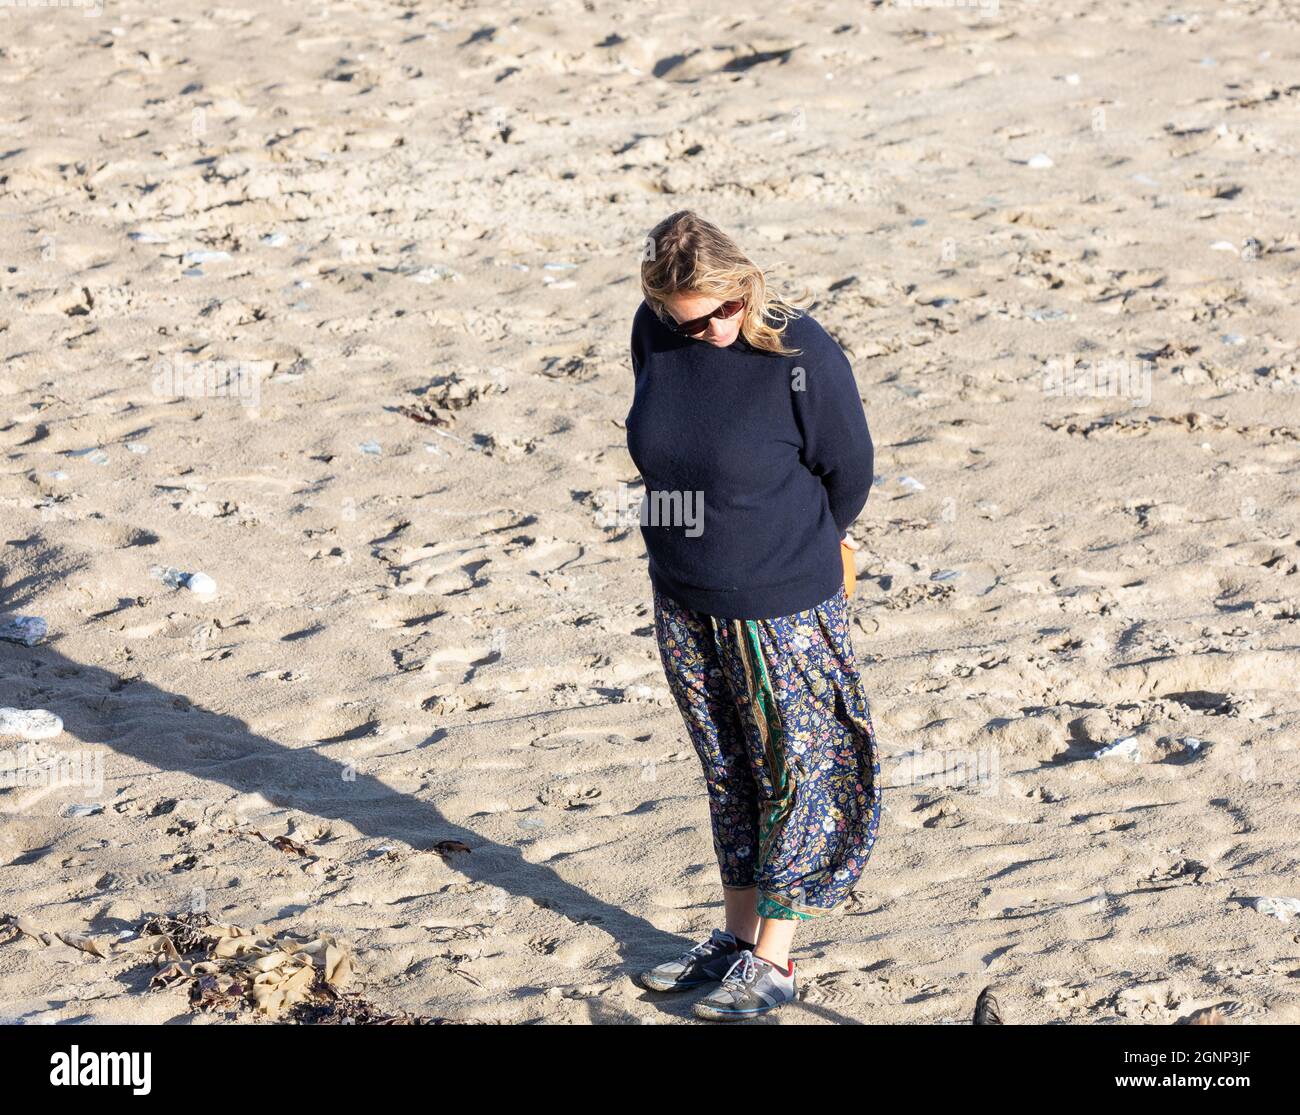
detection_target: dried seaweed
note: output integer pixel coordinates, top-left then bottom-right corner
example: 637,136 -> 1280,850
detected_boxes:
132,913 -> 352,1018
140,911 -> 214,955
129,911 -> 469,1024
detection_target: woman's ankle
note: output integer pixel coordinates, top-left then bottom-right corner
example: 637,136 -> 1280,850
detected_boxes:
725,928 -> 757,951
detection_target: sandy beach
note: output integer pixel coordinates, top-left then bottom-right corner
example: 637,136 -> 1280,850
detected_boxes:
1,0 -> 1299,1024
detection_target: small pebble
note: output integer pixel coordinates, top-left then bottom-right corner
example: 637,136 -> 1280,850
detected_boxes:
1027,154 -> 1054,169
278,282 -> 306,306
358,440 -> 382,455
62,803 -> 104,818
182,249 -> 231,265
150,565 -> 185,589
898,476 -> 926,492
261,233 -> 288,247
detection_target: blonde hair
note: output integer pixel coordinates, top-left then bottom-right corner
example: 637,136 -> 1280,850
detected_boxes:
641,210 -> 804,356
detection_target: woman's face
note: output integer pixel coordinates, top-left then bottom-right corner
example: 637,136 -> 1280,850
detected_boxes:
660,291 -> 745,348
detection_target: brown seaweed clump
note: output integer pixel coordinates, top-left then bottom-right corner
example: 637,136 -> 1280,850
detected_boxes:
131,912 -> 466,1024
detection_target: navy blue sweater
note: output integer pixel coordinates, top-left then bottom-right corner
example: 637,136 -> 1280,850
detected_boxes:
625,300 -> 874,620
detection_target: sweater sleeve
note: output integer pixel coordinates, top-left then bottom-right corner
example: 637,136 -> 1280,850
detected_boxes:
791,325 -> 875,536
631,300 -> 650,376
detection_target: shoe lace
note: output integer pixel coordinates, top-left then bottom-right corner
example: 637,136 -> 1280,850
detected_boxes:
720,949 -> 757,988
679,928 -> 734,965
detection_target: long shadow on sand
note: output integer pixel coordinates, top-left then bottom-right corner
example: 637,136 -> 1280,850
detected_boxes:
0,637 -> 698,1006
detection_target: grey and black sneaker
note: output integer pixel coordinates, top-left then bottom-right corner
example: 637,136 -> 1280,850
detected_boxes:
692,949 -> 796,1021
637,929 -> 746,992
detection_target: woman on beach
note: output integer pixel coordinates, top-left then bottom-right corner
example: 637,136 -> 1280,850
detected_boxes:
625,210 -> 883,1021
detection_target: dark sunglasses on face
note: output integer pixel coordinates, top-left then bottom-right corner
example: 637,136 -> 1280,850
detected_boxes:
663,298 -> 745,337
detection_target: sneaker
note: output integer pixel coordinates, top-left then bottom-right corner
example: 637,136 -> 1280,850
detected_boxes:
637,929 -> 745,992
692,949 -> 796,1021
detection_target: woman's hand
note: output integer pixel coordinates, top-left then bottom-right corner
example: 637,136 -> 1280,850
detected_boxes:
841,533 -> 859,596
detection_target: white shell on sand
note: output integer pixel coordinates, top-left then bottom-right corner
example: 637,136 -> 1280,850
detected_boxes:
149,565 -> 216,596
1094,736 -> 1141,762
1251,897 -> 1300,923
185,572 -> 218,596
0,708 -> 63,740
0,616 -> 48,646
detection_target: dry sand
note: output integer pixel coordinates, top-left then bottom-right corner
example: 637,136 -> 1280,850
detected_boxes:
1,0 -> 1299,1024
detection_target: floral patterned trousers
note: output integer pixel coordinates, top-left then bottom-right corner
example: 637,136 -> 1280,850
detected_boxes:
652,584 -> 883,920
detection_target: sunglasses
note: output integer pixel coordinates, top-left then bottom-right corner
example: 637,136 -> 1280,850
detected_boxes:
663,298 -> 745,337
